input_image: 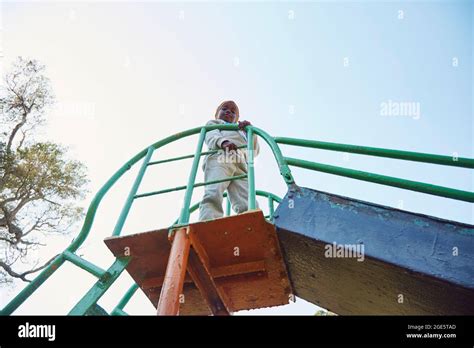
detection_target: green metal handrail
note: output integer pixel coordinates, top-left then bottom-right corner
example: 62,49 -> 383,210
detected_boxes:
275,137 -> 474,168
171,190 -> 282,227
2,122 -> 473,316
113,190 -> 283,316
112,146 -> 154,237
135,174 -> 248,199
285,157 -> 474,203
147,145 -> 247,166
277,135 -> 474,202
1,124 -> 289,315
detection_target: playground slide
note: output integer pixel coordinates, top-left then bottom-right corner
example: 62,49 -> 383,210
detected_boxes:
273,185 -> 474,315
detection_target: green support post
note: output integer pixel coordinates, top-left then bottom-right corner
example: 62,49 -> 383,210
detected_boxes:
268,197 -> 274,219
178,128 -> 207,224
111,283 -> 139,315
226,195 -> 231,216
247,127 -> 256,210
112,146 -> 154,236
251,127 -> 294,185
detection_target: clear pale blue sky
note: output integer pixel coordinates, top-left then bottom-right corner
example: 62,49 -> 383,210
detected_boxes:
0,0 -> 472,315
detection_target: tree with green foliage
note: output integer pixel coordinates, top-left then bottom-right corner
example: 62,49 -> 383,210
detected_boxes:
0,57 -> 88,284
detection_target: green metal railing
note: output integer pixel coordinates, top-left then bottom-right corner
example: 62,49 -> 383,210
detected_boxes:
275,136 -> 473,203
2,124 -> 472,316
135,174 -> 248,199
110,189 -> 282,316
275,137 -> 474,168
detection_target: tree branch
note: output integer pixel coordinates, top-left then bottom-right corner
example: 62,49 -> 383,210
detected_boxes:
6,112 -> 28,155
0,254 -> 58,282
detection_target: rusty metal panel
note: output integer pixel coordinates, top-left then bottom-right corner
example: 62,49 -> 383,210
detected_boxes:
104,209 -> 292,315
273,185 -> 474,315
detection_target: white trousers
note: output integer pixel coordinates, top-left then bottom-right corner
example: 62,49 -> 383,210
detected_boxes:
199,155 -> 259,221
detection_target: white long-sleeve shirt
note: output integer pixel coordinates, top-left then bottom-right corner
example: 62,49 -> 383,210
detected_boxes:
202,119 -> 260,168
